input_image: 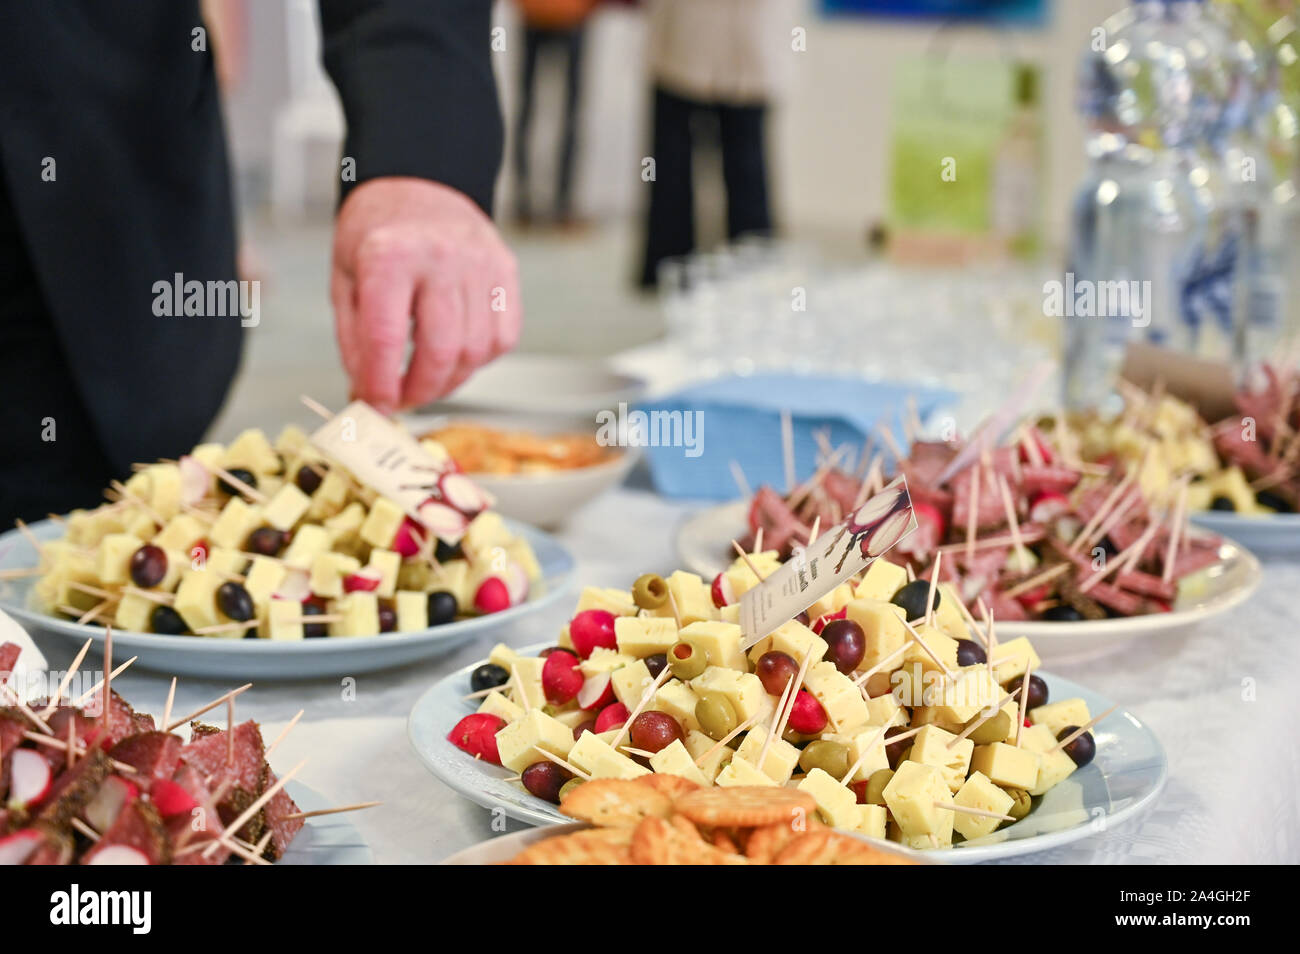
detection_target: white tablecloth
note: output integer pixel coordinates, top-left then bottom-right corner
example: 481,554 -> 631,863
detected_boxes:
56,485 -> 1300,864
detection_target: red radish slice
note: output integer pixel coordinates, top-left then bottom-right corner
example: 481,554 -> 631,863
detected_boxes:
86,845 -> 150,865
473,577 -> 511,614
447,713 -> 505,764
710,573 -> 734,608
178,455 -> 209,506
577,672 -> 615,711
0,830 -> 41,865
8,749 -> 52,808
343,569 -> 383,593
593,702 -> 629,733
439,472 -> 493,515
503,560 -> 530,604
787,690 -> 828,734
542,650 -> 583,705
273,568 -> 312,602
85,776 -> 139,833
811,607 -> 847,635
417,501 -> 468,541
148,779 -> 198,818
391,517 -> 424,558
1028,491 -> 1070,524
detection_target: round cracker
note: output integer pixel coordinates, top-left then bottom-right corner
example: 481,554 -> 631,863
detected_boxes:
508,828 -> 632,865
675,786 -> 817,828
559,778 -> 673,829
629,815 -> 749,865
635,773 -> 701,803
773,829 -> 918,865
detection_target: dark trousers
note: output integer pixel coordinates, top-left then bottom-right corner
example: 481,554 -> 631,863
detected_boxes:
514,25 -> 585,221
0,171 -> 116,523
639,85 -> 773,288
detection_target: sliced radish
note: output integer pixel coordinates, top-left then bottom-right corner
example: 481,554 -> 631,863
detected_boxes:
865,508 -> 915,558
473,577 -> 511,614
593,702 -> 629,733
542,650 -> 583,705
273,568 -> 312,602
853,483 -> 909,526
86,845 -> 150,865
84,776 -> 139,833
417,500 -> 468,542
148,779 -> 198,817
391,517 -> 425,558
8,749 -> 52,808
0,829 -> 41,865
1028,491 -> 1070,525
343,569 -> 383,593
178,455 -> 210,506
710,573 -> 734,609
439,472 -> 493,515
502,560 -> 530,604
577,672 -> 615,711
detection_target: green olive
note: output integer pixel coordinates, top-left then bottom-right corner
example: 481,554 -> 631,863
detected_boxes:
798,740 -> 851,780
695,691 -> 738,741
1003,786 -> 1032,821
557,778 -> 585,802
864,768 -> 894,806
967,709 -> 1013,745
668,639 -> 707,680
632,573 -> 669,610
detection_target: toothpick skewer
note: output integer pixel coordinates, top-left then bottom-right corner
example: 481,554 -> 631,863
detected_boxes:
264,709 -> 305,761
839,721 -> 915,785
964,463 -> 981,565
39,637 -> 93,716
759,649 -> 814,771
1001,562 -> 1070,600
1049,704 -> 1119,754
1162,482 -> 1189,584
806,516 -> 820,546
510,667 -> 531,713
197,461 -> 267,504
21,731 -> 137,772
71,818 -> 101,842
900,618 -> 956,681
753,527 -> 764,555
947,689 -> 1020,748
72,656 -> 138,708
1069,468 -> 1136,552
731,540 -> 768,582
853,643 -> 908,688
300,394 -> 334,420
282,801 -> 383,822
781,409 -> 796,493
533,748 -> 590,780
694,712 -> 762,766
227,696 -> 236,766
205,759 -> 306,857
100,626 -> 113,732
14,518 -> 49,565
609,666 -> 673,750
1015,666 -> 1032,747
924,551 -> 942,627
729,460 -> 752,500
933,802 -> 1016,822
1,683 -> 54,733
996,474 -> 1028,566
161,677 -> 177,732
666,590 -> 683,629
164,683 -> 253,732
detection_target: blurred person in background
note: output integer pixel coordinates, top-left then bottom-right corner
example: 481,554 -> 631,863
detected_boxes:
512,0 -> 600,228
638,0 -> 784,287
0,0 -> 519,522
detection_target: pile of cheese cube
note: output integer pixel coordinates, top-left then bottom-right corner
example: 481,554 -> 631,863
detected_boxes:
31,425 -> 540,639
475,555 -> 1091,850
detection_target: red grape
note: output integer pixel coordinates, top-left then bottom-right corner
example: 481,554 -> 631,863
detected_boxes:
628,711 -> 683,754
755,650 -> 799,696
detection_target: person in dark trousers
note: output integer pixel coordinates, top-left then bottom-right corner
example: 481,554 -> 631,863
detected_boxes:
638,0 -> 784,287
0,0 -> 521,523
513,0 -> 594,226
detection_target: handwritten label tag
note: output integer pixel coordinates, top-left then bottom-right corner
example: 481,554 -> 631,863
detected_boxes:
739,477 -> 916,649
309,401 -> 492,543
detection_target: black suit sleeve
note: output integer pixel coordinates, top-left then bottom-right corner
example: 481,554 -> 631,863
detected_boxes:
318,0 -> 503,214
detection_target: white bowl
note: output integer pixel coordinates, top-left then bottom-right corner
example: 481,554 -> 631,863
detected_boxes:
422,354 -> 646,417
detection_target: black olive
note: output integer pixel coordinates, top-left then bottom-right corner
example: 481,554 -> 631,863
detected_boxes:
150,604 -> 187,635
427,590 -> 457,626
1025,673 -> 1049,709
470,663 -> 510,693
218,467 -> 258,497
1256,490 -> 1293,513
302,602 -> 328,638
378,604 -> 397,633
295,464 -> 324,495
434,539 -> 463,562
1209,495 -> 1235,512
129,545 -> 167,588
1041,604 -> 1083,622
246,526 -> 287,556
956,638 -> 986,667
1057,725 -> 1096,766
645,653 -> 668,680
891,579 -> 938,621
216,581 -> 254,622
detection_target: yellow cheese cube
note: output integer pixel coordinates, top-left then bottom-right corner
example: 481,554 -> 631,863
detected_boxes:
1028,698 -> 1091,738
307,470 -> 351,522
803,662 -> 870,733
495,709 -> 576,773
1019,724 -> 1078,796
952,771 -> 1015,840
578,648 -> 633,678
882,761 -> 954,839
463,510 -> 511,555
614,616 -> 678,657
505,538 -> 541,581
365,548 -> 401,598
723,550 -> 780,600
510,657 -> 547,711
567,731 -> 649,779
716,755 -> 777,788
122,508 -> 158,541
747,619 -> 827,668
683,730 -> 728,781
309,552 -> 360,599
688,667 -> 764,724
329,592 -> 379,637
275,424 -> 311,455
806,581 -> 855,621
865,693 -> 908,728
798,767 -> 861,829
677,620 -> 747,671
908,724 -> 974,793
853,559 -> 908,601
206,547 -> 247,578
174,569 -> 223,633
95,533 -> 140,585
970,742 -> 1039,790
488,643 -> 519,671
359,497 -> 404,550
719,604 -> 741,624
855,803 -> 888,840
394,590 -> 428,632
611,659 -> 653,709
113,591 -> 155,632
144,463 -> 182,521
260,599 -> 305,641
991,636 -> 1041,685
652,679 -> 700,732
833,727 -> 889,781
902,623 -> 959,675
648,739 -> 711,786
930,667 -> 1001,724
222,428 -> 280,475
243,557 -> 285,610
933,584 -> 972,641
208,498 -> 262,550
428,559 -> 473,609
656,570 -> 715,625
477,690 -> 524,723
845,599 -> 909,672
283,524 -> 331,570
575,586 -> 639,617
263,484 -> 311,532
734,729 -> 800,784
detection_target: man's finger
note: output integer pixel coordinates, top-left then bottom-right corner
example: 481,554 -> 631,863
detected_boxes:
401,279 -> 464,407
354,264 -> 416,414
330,268 -> 362,388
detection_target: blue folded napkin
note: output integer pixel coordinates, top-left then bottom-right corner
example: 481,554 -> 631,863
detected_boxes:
630,373 -> 956,500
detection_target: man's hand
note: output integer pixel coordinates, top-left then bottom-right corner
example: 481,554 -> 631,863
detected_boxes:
331,177 -> 521,413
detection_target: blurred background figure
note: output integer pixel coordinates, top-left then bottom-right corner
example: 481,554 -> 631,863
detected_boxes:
638,0 -> 785,287
512,0 -> 600,227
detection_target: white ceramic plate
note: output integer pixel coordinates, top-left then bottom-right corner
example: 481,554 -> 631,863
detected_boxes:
438,820 -> 933,865
1189,509 -> 1300,556
420,354 -> 646,418
279,782 -> 373,865
408,642 -> 1167,863
675,501 -> 1262,663
0,518 -> 575,680
403,411 -> 641,529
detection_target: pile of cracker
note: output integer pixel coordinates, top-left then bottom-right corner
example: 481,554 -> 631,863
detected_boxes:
506,778 -> 920,865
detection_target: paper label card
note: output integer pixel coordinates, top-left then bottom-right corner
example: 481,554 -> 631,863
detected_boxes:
309,401 -> 493,543
739,477 -> 917,649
